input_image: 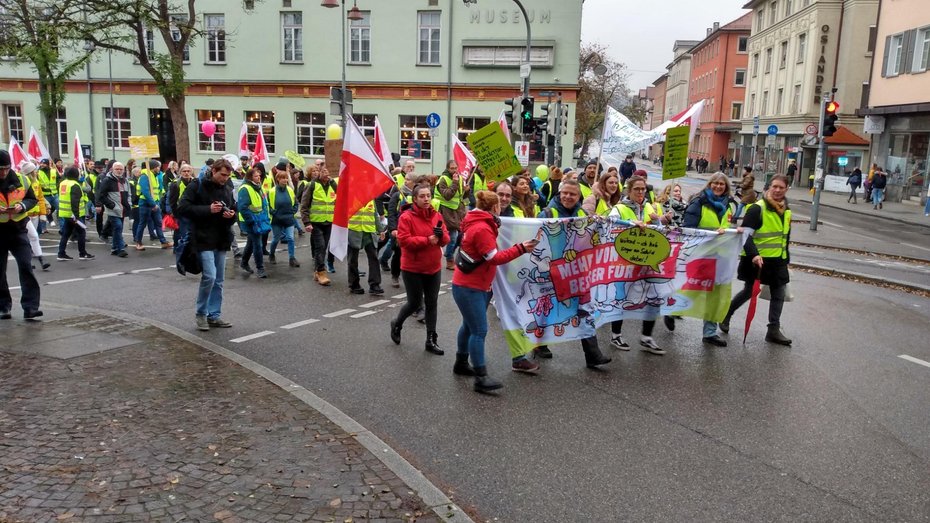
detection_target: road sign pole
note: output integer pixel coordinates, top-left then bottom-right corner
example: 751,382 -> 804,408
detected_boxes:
810,90 -> 834,232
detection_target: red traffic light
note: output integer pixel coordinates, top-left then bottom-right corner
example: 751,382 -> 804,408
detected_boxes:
826,101 -> 840,114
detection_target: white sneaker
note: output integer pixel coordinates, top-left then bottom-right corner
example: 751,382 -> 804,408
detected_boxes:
640,336 -> 666,355
610,334 -> 630,350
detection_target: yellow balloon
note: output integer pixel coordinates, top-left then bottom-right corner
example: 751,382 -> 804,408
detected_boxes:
326,124 -> 343,140
535,164 -> 550,182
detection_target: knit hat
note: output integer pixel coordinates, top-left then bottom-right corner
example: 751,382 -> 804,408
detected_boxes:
0,150 -> 10,168
20,162 -> 38,175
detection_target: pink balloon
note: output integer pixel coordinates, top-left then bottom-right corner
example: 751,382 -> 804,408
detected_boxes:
201,120 -> 216,138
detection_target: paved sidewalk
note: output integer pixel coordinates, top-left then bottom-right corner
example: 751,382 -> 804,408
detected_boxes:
0,308 -> 465,523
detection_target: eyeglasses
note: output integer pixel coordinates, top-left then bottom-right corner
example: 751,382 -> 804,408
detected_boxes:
630,187 -> 647,192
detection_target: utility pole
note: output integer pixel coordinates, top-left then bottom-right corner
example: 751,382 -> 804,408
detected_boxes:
810,88 -> 837,231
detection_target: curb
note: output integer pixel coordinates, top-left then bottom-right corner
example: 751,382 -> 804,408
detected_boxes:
789,262 -> 930,295
43,302 -> 475,523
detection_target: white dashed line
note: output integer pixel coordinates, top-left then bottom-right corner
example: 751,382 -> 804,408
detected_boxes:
131,267 -> 163,274
91,272 -> 125,279
230,331 -> 275,343
322,308 -> 356,318
901,242 -> 930,253
438,290 -> 447,295
350,310 -> 379,318
899,355 -> 930,369
361,299 -> 390,308
47,278 -> 84,285
280,318 -> 320,330
391,292 -> 407,299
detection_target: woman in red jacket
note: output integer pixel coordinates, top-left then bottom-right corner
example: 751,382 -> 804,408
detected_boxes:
452,190 -> 538,393
390,183 -> 450,355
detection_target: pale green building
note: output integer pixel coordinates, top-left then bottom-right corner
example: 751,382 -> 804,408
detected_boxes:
0,0 -> 582,173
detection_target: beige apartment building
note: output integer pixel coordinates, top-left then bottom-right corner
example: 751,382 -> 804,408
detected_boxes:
664,40 -> 701,120
860,0 -> 930,203
650,73 -> 668,160
739,0 -> 878,181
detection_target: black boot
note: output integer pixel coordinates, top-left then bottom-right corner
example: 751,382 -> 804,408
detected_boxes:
453,353 -> 475,376
582,341 -> 612,369
390,319 -> 401,345
765,325 -> 792,346
473,366 -> 502,393
425,331 -> 444,355
719,313 -> 731,334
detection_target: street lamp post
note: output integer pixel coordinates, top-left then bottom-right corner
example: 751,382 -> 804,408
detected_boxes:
108,49 -> 115,159
322,0 -> 363,128
83,39 -> 96,155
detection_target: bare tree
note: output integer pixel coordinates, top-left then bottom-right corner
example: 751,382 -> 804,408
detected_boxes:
574,43 -> 631,160
0,0 -> 90,157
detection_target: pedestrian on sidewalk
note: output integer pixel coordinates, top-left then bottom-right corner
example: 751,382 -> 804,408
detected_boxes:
389,183 -> 449,355
176,158 -> 237,332
871,168 -> 887,210
846,168 -> 862,204
57,167 -> 94,262
0,151 -> 42,320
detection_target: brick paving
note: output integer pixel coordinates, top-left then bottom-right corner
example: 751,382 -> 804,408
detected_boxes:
0,322 -> 440,523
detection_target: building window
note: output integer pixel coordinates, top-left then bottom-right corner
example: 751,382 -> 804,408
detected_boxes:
738,36 -> 748,53
245,111 -> 275,153
797,33 -> 807,63
417,11 -> 441,65
349,11 -> 371,64
749,94 -> 756,116
295,112 -> 326,156
885,33 -> 904,77
731,102 -> 743,121
769,2 -> 777,26
103,107 -> 131,150
205,14 -> 225,64
3,104 -> 24,144
196,110 -> 226,152
775,88 -> 784,115
752,53 -> 759,77
456,117 -> 491,143
784,0 -> 792,17
170,15 -> 191,63
791,84 -> 801,114
281,12 -> 303,63
765,47 -> 773,73
762,91 -> 769,115
462,45 -> 554,68
779,41 -> 788,69
734,69 -> 746,86
144,26 -> 155,58
55,108 -> 67,156
351,114 -> 377,138
913,27 -> 930,73
756,9 -> 764,32
399,116 -> 432,160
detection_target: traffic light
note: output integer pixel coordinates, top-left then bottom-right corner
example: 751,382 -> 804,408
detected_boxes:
540,103 -> 553,134
504,97 -> 519,134
520,96 -> 535,136
559,103 -> 569,136
823,100 -> 839,137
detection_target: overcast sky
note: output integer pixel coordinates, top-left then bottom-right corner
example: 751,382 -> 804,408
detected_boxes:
581,0 -> 749,92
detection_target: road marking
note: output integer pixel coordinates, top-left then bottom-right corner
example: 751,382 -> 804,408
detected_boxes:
387,302 -> 403,308
901,242 -> 930,253
391,292 -> 407,299
230,331 -> 275,343
47,278 -> 84,285
322,308 -> 356,318
131,267 -> 163,274
899,355 -> 930,369
91,272 -> 124,279
361,299 -> 390,308
438,290 -> 447,295
350,310 -> 379,318
280,318 -> 320,330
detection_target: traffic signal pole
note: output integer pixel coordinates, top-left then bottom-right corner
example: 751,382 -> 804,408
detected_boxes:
810,88 -> 836,232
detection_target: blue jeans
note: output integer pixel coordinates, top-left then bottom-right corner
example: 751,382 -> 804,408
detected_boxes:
379,236 -> 394,265
242,230 -> 265,269
196,250 -> 226,319
173,217 -> 190,254
925,194 -> 930,215
108,216 -> 126,253
703,320 -> 718,338
270,224 -> 295,258
135,204 -> 167,243
444,229 -> 460,261
872,188 -> 884,207
452,284 -> 492,368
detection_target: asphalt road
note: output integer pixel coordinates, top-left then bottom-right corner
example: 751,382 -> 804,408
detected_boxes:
8,228 -> 930,521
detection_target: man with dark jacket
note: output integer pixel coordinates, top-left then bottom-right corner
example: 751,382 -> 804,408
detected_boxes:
176,159 -> 238,332
96,162 -> 131,257
57,167 -> 94,262
0,150 -> 42,320
619,154 -> 637,184
386,173 -> 419,288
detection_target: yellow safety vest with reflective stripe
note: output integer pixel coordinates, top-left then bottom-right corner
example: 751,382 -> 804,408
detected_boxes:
614,201 -> 656,224
511,203 -> 541,218
472,173 -> 488,193
434,174 -> 463,210
348,200 -> 376,233
28,180 -> 45,216
308,182 -> 337,223
0,173 -> 30,223
58,179 -> 80,219
579,181 -> 594,199
746,200 -> 791,259
393,173 -> 406,191
37,168 -> 57,194
548,206 -> 587,218
595,199 -> 611,217
268,185 -> 296,211
237,183 -> 266,222
697,204 -> 732,230
261,175 -> 274,194
138,169 -> 161,202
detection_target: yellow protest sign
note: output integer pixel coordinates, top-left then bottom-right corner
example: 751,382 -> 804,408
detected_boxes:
614,227 -> 672,273
284,150 -> 306,169
662,126 -> 689,180
466,122 -> 522,182
128,135 -> 160,159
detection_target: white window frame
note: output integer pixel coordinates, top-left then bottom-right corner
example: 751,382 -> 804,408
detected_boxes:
775,88 -> 784,115
797,33 -> 807,63
784,0 -> 792,17
791,84 -> 801,114
779,40 -> 788,69
456,116 -> 491,143
749,94 -> 756,116
886,34 -> 904,77
756,9 -> 764,32
765,47 -> 773,73
352,114 -> 377,138
399,115 -> 432,160
734,69 -> 746,86
348,11 -> 371,64
205,14 -> 226,64
769,2 -> 777,26
762,91 -> 769,116
913,26 -> 930,73
752,53 -> 759,77
3,103 -> 24,144
281,12 -> 303,63
170,14 -> 191,64
245,110 -> 275,154
103,107 -> 131,150
55,108 -> 68,156
295,112 -> 326,156
196,109 -> 226,153
417,11 -> 441,66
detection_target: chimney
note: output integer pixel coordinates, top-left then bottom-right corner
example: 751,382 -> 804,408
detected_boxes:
713,22 -> 720,31
707,27 -> 712,36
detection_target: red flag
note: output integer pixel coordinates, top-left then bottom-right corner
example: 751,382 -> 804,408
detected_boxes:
497,108 -> 511,143
329,117 -> 395,260
72,131 -> 85,170
8,136 -> 30,170
27,127 -> 50,161
743,270 -> 763,344
252,127 -> 269,166
238,122 -> 250,158
373,116 -> 392,170
451,132 -> 476,177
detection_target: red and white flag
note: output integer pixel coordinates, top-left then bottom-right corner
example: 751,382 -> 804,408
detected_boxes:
329,117 -> 395,261
27,127 -> 50,161
238,122 -> 250,158
451,133 -> 477,178
73,132 -> 85,171
652,99 -> 705,144
252,127 -> 269,166
373,116 -> 393,170
8,136 -> 31,170
497,108 -> 511,143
